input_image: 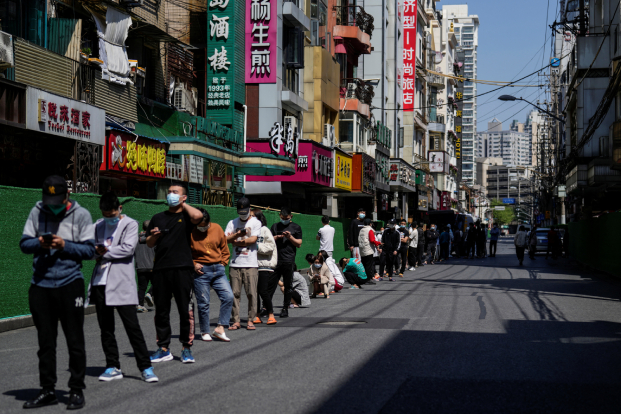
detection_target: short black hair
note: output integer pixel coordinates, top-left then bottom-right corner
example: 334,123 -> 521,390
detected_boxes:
197,207 -> 210,224
318,250 -> 329,259
305,253 -> 315,263
339,257 -> 349,268
254,210 -> 267,227
321,215 -> 330,224
280,206 -> 292,216
169,183 -> 187,195
99,192 -> 120,211
364,218 -> 373,226
357,208 -> 366,213
142,220 -> 150,231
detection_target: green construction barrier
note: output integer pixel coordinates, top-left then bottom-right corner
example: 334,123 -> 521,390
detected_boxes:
568,213 -> 621,278
0,185 -> 353,319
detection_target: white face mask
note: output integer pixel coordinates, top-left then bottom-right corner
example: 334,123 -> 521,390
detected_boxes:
197,225 -> 209,232
239,212 -> 250,221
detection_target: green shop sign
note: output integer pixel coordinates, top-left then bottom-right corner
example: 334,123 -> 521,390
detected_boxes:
375,122 -> 392,150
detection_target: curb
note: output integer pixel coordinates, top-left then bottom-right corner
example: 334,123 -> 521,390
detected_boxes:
0,305 -> 97,334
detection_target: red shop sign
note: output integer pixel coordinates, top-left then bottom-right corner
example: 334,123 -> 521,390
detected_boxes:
103,132 -> 168,178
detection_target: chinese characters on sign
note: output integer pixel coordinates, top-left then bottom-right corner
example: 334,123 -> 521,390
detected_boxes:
268,122 -> 298,158
335,152 -> 352,191
39,99 -> 92,139
208,77 -> 231,107
428,151 -> 449,173
245,0 -> 276,83
403,0 -> 417,111
313,150 -> 332,178
298,156 -> 308,169
107,133 -> 167,178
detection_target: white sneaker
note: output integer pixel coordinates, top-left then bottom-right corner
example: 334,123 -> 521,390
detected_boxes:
201,333 -> 212,342
408,267 -> 415,271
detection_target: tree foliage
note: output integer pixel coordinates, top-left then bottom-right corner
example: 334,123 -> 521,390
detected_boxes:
491,199 -> 516,226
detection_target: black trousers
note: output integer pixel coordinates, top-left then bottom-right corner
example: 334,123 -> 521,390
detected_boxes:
29,279 -> 86,391
490,241 -> 498,256
361,254 -> 375,281
137,270 -> 153,306
426,245 -> 437,263
529,244 -> 536,259
344,271 -> 365,287
257,270 -> 280,314
440,243 -> 449,260
152,268 -> 195,348
516,246 -> 526,263
466,242 -> 476,258
408,247 -> 417,267
386,252 -> 396,276
91,286 -> 151,372
273,263 -> 294,310
398,247 -> 408,273
417,245 -> 424,265
290,290 -> 302,305
378,251 -> 387,276
545,244 -> 558,259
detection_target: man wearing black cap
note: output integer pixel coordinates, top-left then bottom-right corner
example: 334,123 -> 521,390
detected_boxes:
347,208 -> 366,260
146,183 -> 203,364
225,197 -> 262,330
381,219 -> 401,281
20,175 -> 96,410
270,206 -> 303,318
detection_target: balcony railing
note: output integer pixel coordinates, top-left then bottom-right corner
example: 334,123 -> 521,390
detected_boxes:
340,78 -> 375,105
334,5 -> 375,38
427,74 -> 445,89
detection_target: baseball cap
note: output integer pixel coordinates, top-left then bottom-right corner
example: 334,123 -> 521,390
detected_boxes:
388,219 -> 397,225
237,197 -> 250,215
42,175 -> 68,205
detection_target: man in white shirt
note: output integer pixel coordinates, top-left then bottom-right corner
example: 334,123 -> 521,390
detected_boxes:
225,197 -> 262,330
316,215 -> 335,257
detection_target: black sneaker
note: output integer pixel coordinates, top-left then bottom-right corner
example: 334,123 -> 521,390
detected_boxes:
279,308 -> 289,318
23,389 -> 58,409
67,391 -> 85,410
365,281 -> 376,285
259,308 -> 269,318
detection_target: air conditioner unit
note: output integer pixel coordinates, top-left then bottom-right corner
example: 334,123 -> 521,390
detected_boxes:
323,124 -> 335,148
0,31 -> 14,69
346,83 -> 356,99
174,87 -> 197,115
284,116 -> 298,133
425,31 -> 432,50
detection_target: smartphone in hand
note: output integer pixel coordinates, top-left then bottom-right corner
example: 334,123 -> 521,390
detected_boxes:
42,232 -> 54,242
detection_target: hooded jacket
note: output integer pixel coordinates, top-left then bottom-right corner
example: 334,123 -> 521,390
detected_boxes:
20,200 -> 95,288
257,226 -> 277,271
382,227 -> 401,253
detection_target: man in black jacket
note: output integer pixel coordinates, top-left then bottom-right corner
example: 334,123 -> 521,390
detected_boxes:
425,224 -> 439,264
382,219 -> 401,280
465,222 -> 477,259
416,224 -> 426,267
347,208 -> 366,260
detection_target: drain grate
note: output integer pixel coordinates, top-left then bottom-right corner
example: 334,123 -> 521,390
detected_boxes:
316,321 -> 368,326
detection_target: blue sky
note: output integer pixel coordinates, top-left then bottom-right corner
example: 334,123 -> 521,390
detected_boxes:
440,0 -> 558,132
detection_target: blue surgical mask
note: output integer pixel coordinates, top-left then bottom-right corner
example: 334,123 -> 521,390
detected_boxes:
104,216 -> 120,226
358,213 -> 365,219
167,193 -> 180,207
313,263 -> 322,268
281,219 -> 290,225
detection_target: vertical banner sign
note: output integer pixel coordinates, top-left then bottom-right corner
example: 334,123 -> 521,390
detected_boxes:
455,48 -> 465,185
207,0 -> 237,124
403,0 -> 417,111
245,0 -> 277,83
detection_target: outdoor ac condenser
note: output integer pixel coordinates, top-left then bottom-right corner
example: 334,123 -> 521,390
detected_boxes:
0,31 -> 14,69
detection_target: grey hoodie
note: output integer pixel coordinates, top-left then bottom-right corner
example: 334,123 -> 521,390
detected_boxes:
20,200 -> 96,288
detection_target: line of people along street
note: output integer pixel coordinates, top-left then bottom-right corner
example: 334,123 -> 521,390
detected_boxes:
19,175 -> 567,410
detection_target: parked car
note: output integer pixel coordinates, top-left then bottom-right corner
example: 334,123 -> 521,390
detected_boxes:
529,228 -> 565,253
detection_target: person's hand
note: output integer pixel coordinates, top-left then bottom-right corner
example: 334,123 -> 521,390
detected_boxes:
393,251 -> 398,256
95,245 -> 108,255
274,234 -> 283,240
378,249 -> 382,254
38,236 -> 53,249
50,236 -> 65,250
283,231 -> 291,240
150,227 -> 162,237
349,246 -> 353,251
194,263 -> 204,275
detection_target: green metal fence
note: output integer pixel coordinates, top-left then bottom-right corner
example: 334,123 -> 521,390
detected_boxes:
0,185 -> 352,319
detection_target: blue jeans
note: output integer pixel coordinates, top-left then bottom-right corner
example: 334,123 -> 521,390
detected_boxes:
193,264 -> 234,334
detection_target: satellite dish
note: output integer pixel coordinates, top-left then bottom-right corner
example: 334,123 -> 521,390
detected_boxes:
434,51 -> 443,64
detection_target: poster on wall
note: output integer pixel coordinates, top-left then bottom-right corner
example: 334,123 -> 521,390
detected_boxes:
402,0 -> 417,111
104,132 -> 167,178
428,151 -> 449,173
245,0 -> 277,83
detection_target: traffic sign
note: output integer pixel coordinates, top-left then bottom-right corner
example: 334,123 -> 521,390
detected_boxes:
550,57 -> 560,67
494,206 -> 505,210
502,198 -> 516,204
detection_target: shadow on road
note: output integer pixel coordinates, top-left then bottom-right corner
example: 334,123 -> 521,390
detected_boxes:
313,320 -> 621,413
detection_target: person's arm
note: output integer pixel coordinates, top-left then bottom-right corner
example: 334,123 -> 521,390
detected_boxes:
220,230 -> 231,266
316,228 -> 321,241
182,202 -> 203,224
102,220 -> 139,260
285,226 -> 302,248
233,220 -> 261,247
348,220 -> 356,250
369,230 -> 381,247
257,228 -> 276,254
62,211 -> 96,260
20,208 -> 43,254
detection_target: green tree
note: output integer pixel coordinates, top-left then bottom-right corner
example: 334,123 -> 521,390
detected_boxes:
490,199 -> 516,226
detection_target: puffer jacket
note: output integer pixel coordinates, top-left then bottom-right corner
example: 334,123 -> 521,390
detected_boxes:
257,226 -> 277,271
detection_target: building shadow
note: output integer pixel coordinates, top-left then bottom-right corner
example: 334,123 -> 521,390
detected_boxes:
313,320 -> 621,413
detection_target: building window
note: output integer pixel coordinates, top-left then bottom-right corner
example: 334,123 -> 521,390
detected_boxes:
462,26 -> 474,33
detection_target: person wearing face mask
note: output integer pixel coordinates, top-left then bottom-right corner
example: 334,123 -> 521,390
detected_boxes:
347,208 -> 367,260
358,218 -> 381,283
20,175 -> 95,410
135,220 -> 155,312
397,220 -> 410,276
270,206 -> 303,318
381,219 -> 401,281
191,208 -> 233,342
146,184 -> 203,364
425,224 -> 440,265
90,192 -> 158,384
224,197 -> 262,330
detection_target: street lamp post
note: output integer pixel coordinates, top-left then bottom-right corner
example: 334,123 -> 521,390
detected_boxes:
498,95 -> 565,124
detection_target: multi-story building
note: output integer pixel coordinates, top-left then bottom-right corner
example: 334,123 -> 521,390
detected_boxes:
484,164 -> 533,206
477,119 -> 531,167
442,4 -> 479,185
524,110 -> 544,169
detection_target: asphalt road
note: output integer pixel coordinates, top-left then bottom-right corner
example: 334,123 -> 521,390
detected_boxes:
2,237 -> 621,413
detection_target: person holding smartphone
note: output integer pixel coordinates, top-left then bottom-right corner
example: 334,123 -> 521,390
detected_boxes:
19,175 -> 95,410
270,206 -> 303,318
225,197 -> 262,331
146,184 -> 203,364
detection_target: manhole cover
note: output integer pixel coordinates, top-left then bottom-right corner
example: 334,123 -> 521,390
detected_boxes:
316,321 -> 368,325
